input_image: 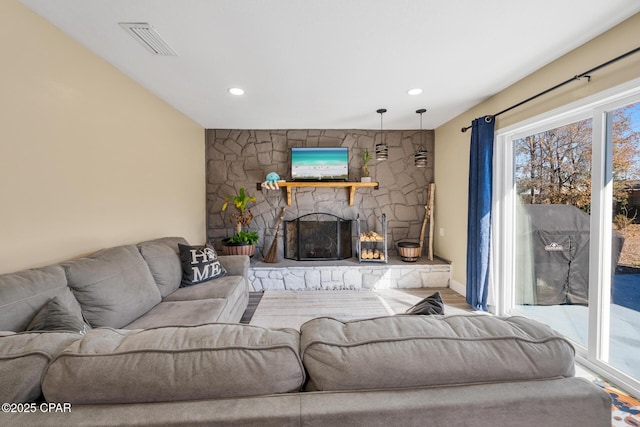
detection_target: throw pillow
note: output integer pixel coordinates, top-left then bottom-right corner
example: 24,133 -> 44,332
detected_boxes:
404,291 -> 445,315
179,243 -> 227,287
26,297 -> 90,334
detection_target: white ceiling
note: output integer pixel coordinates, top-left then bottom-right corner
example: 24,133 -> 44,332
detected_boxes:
20,0 -> 640,129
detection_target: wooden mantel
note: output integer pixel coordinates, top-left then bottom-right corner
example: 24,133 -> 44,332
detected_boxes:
256,181 -> 379,206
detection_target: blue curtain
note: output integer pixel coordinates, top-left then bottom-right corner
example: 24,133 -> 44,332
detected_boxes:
466,116 -> 495,311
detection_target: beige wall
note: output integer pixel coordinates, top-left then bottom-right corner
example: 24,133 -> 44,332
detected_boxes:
434,13 -> 640,293
0,1 -> 206,274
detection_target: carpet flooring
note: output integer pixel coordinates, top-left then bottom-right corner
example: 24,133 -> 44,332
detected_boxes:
241,288 -> 471,329
247,290 -> 393,329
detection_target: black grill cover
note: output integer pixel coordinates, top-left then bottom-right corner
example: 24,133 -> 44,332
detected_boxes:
518,204 -> 624,305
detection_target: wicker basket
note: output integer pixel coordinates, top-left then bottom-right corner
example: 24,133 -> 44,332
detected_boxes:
396,241 -> 420,262
221,243 -> 256,257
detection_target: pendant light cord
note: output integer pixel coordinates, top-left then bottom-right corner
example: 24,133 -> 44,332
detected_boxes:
417,108 -> 427,149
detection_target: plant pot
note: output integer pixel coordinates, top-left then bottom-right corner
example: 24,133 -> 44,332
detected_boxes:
361,177 -> 372,183
221,239 -> 256,257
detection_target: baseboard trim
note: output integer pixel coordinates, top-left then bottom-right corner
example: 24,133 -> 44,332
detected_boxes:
449,279 -> 465,297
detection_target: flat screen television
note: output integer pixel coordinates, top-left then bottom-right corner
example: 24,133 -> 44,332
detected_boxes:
290,147 -> 349,181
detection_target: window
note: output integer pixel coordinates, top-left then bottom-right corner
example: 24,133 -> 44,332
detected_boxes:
493,78 -> 640,397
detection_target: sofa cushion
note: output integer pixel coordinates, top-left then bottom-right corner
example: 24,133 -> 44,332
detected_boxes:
217,255 -> 250,279
0,331 -> 83,403
164,275 -> 248,323
26,297 -> 89,334
178,243 -> 227,286
42,324 -> 305,404
163,275 -> 244,302
300,315 -> 575,391
123,299 -> 226,329
63,245 -> 161,328
0,265 -> 83,332
137,237 -> 188,297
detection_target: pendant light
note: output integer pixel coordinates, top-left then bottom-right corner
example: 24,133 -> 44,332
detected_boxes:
414,108 -> 427,168
375,108 -> 388,161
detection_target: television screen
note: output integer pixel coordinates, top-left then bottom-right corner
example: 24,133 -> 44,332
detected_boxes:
291,147 -> 349,181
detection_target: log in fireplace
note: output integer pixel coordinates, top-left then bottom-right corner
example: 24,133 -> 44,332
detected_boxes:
284,213 -> 352,261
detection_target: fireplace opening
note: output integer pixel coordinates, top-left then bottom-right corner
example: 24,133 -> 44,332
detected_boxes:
284,213 -> 352,261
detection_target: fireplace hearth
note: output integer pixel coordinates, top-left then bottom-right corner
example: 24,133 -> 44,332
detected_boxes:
284,213 -> 352,261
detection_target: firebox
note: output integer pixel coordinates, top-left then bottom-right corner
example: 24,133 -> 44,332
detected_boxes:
284,213 -> 352,261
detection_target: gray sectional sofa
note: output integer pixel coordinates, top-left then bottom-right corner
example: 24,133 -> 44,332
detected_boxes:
0,237 -> 249,403
0,237 -> 612,426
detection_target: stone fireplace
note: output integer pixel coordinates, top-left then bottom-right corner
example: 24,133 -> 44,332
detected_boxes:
205,129 -> 434,261
284,213 -> 352,261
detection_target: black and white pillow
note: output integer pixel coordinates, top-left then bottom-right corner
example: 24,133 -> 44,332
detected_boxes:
178,243 -> 227,287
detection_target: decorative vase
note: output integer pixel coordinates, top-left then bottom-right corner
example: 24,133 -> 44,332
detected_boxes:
361,176 -> 372,183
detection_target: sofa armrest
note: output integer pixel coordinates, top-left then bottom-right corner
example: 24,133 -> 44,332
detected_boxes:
218,255 -> 249,278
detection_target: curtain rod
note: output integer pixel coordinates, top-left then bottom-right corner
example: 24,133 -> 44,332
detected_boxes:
460,46 -> 640,133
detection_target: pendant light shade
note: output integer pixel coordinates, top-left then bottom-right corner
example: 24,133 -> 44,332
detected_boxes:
375,108 -> 388,161
414,108 -> 427,168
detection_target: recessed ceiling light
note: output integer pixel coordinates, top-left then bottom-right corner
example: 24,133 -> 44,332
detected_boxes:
407,88 -> 423,96
228,88 -> 245,96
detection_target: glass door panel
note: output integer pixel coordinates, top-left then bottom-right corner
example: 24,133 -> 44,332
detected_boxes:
513,118 -> 593,346
607,101 -> 640,380
496,82 -> 640,396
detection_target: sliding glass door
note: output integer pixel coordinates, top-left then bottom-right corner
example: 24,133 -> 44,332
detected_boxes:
512,118 -> 593,347
601,100 -> 640,381
493,79 -> 640,396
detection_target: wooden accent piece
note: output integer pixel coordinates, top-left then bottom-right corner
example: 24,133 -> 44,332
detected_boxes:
427,183 -> 435,261
418,205 -> 428,258
257,181 -> 378,206
417,183 -> 436,260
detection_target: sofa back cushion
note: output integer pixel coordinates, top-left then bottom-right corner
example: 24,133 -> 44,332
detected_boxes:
0,331 -> 83,402
0,265 -> 83,332
63,245 -> 161,328
137,237 -> 188,297
300,315 -> 575,391
42,324 -> 305,404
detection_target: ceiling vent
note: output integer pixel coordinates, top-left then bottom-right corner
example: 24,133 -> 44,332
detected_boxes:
119,22 -> 178,56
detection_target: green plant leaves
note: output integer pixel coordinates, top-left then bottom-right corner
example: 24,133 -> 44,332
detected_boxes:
228,231 -> 259,245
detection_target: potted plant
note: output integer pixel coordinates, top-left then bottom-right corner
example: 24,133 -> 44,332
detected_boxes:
221,187 -> 258,256
361,149 -> 372,182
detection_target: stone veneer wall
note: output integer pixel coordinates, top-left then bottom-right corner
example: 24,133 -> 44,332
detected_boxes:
250,263 -> 451,291
205,129 -> 434,261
